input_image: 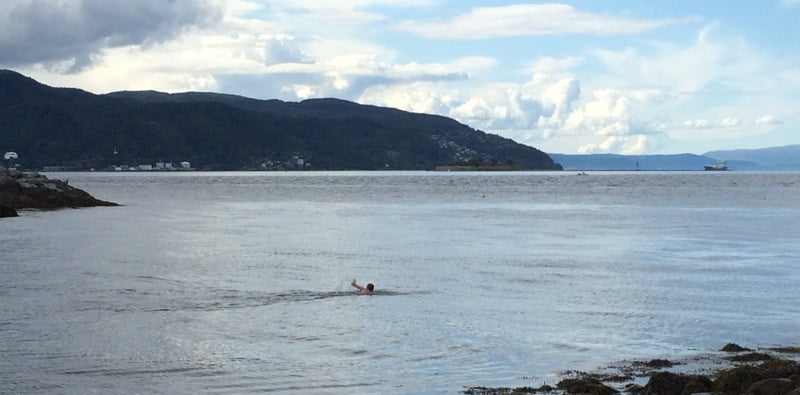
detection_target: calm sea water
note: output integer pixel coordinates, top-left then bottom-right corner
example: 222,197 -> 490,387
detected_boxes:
1,171 -> 799,394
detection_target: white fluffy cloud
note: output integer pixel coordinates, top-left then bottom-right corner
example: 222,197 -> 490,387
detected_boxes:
396,4 -> 693,39
361,68 -> 581,134
578,135 -> 652,155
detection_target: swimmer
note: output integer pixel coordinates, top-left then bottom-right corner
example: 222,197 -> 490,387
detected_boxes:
351,279 -> 374,294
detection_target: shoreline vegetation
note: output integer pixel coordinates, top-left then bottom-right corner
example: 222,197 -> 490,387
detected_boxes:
0,168 -> 118,217
464,343 -> 800,395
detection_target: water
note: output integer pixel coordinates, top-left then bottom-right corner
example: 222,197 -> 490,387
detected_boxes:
1,171 -> 799,393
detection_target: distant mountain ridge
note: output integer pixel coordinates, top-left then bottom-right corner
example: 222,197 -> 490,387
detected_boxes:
0,69 -> 561,171
550,147 -> 799,171
704,145 -> 800,170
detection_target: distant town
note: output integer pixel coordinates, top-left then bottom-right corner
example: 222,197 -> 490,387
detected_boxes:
3,150 -> 315,172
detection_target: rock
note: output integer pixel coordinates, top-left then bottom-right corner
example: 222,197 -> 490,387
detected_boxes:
0,204 -> 17,217
711,358 -> 800,395
557,377 -> 618,394
634,359 -> 676,369
623,383 -> 644,393
643,371 -> 711,395
462,385 -> 553,394
767,347 -> 800,354
758,359 -> 800,379
727,353 -> 773,363
721,343 -> 752,352
0,172 -> 118,210
744,378 -> 796,395
684,375 -> 714,394
713,365 -> 762,395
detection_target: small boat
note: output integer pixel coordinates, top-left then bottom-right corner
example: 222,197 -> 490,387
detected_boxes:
704,161 -> 728,171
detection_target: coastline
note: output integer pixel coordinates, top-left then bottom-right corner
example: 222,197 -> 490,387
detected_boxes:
465,343 -> 800,394
0,168 -> 118,217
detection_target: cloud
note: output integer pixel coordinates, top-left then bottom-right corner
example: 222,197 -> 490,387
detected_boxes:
359,70 -> 581,134
528,56 -> 583,76
0,0 -> 222,71
684,117 -> 746,129
684,119 -> 711,129
215,52 -> 472,100
578,135 -> 653,155
396,4 -> 695,39
358,82 -> 459,115
720,117 -> 741,127
562,88 -> 668,137
755,114 -> 781,125
262,35 -> 309,65
256,0 -> 434,33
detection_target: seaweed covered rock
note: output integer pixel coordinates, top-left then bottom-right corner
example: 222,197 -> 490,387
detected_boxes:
643,371 -> 711,395
728,353 -> 774,363
0,171 -> 117,211
713,359 -> 800,395
713,365 -> 763,395
556,377 -> 617,395
721,343 -> 752,352
744,378 -> 795,395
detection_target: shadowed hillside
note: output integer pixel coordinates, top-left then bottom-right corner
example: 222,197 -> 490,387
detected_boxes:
0,70 -> 561,171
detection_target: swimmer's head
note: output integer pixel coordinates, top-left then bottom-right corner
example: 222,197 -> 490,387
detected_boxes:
366,283 -> 374,291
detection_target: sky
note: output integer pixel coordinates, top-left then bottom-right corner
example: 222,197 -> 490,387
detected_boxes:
1,0 -> 799,155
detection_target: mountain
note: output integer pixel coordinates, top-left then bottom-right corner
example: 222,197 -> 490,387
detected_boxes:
0,70 -> 561,171
551,145 -> 800,171
549,153 -> 765,171
704,145 -> 800,170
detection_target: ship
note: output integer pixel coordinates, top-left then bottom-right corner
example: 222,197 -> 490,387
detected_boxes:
704,161 -> 728,171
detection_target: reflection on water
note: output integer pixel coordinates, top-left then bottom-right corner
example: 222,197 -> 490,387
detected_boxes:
1,171 -> 799,393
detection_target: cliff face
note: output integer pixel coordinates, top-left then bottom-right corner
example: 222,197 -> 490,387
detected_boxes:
0,169 -> 118,217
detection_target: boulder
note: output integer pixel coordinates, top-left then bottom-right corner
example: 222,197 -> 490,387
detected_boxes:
713,365 -> 762,395
759,359 -> 800,379
721,343 -> 752,352
556,377 -> 618,394
643,371 -> 711,395
744,378 -> 796,395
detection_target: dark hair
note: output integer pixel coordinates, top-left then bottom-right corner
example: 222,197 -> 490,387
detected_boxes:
366,283 -> 374,291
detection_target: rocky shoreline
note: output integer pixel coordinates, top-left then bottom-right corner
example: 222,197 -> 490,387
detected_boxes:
0,168 -> 118,217
465,343 -> 800,395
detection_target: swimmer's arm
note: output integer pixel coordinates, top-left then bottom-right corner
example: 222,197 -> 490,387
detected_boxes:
351,279 -> 365,291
